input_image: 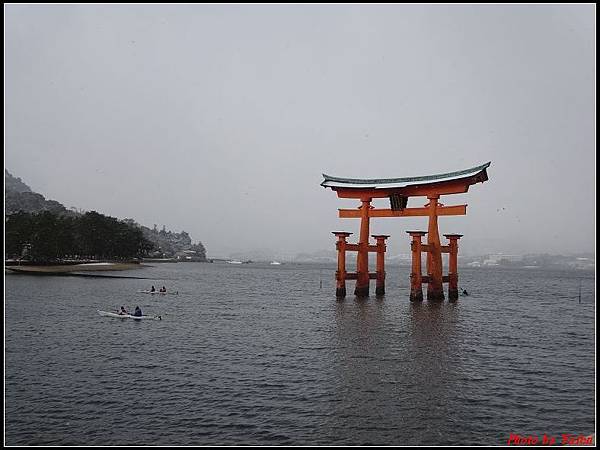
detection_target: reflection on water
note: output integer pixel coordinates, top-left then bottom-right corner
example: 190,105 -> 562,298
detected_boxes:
329,299 -> 465,444
5,264 -> 596,445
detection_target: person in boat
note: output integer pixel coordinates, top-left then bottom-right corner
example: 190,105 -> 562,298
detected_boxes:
159,286 -> 166,293
462,289 -> 469,296
133,306 -> 143,317
118,306 -> 128,315
150,286 -> 156,293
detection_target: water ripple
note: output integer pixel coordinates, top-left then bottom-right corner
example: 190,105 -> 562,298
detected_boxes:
5,264 -> 595,445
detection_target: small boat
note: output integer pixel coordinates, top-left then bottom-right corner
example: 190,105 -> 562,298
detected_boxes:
270,261 -> 282,265
137,290 -> 178,295
227,260 -> 243,264
98,310 -> 162,320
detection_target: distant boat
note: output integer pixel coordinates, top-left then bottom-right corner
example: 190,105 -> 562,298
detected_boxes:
227,260 -> 243,264
270,261 -> 282,265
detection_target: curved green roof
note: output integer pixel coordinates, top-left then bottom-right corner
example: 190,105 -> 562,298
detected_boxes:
321,162 -> 490,189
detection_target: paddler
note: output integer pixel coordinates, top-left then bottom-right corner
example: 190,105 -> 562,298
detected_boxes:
118,306 -> 128,315
133,306 -> 143,317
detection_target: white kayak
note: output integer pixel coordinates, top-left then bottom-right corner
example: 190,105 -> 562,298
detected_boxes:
98,310 -> 162,320
137,290 -> 178,295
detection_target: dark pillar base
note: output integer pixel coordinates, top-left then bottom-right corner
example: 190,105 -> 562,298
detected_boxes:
410,290 -> 424,302
354,285 -> 370,297
336,287 -> 346,298
427,288 -> 445,302
375,285 -> 385,297
448,288 -> 459,302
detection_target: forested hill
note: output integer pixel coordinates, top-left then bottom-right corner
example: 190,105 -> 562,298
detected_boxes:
4,170 -> 206,260
5,170 -> 32,193
127,222 -> 206,260
5,170 -> 70,216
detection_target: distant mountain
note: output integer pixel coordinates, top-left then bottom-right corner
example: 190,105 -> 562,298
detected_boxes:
5,170 -> 70,216
5,170 -> 32,193
292,249 -> 337,263
5,170 -> 206,260
124,221 -> 206,260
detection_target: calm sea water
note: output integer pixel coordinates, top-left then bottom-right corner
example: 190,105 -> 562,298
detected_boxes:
5,263 -> 596,445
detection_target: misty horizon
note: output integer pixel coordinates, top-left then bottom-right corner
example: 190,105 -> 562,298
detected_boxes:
5,5 -> 596,258
5,166 -> 594,261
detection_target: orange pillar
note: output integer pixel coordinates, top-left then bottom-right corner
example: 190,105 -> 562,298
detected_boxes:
333,232 -> 352,298
355,199 -> 371,297
407,231 -> 426,302
444,234 -> 462,302
372,234 -> 389,296
426,195 -> 444,301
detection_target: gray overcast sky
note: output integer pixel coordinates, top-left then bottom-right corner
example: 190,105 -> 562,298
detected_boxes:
5,4 -> 596,257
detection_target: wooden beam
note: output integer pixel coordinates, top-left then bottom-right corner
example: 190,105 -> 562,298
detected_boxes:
420,245 -> 451,253
421,275 -> 451,284
338,204 -> 467,218
345,272 -> 379,280
345,244 -> 381,252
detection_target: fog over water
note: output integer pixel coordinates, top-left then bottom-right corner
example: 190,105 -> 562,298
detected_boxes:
5,5 -> 595,257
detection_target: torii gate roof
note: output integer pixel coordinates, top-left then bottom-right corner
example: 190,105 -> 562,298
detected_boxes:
321,162 -> 491,190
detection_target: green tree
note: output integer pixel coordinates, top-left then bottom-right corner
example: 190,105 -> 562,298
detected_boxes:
5,210 -> 155,261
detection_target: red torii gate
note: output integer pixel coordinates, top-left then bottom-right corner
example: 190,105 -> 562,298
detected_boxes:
321,162 -> 490,301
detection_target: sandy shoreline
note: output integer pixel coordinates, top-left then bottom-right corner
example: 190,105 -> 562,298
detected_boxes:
5,263 -> 145,273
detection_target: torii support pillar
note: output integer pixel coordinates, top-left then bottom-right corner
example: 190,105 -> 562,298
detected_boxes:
426,195 -> 445,302
444,234 -> 463,302
407,231 -> 426,302
372,234 -> 390,297
333,232 -> 352,298
354,199 -> 372,297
